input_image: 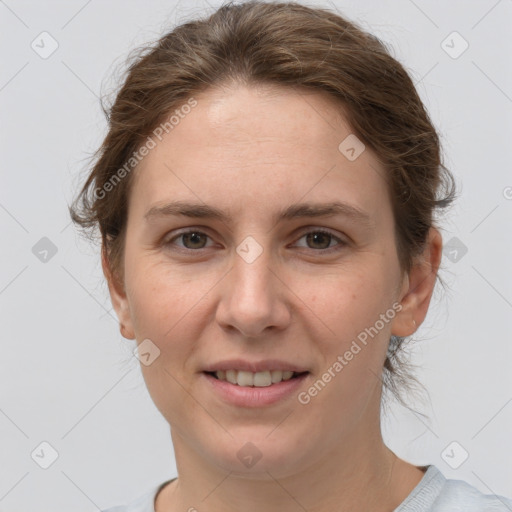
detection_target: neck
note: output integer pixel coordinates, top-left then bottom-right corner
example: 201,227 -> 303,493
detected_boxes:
157,423 -> 425,512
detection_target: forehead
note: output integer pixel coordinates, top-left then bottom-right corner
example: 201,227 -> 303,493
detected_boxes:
129,84 -> 390,224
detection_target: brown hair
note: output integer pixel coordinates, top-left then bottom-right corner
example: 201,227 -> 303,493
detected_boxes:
69,0 -> 456,408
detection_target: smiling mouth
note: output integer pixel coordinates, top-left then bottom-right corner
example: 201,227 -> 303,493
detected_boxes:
204,370 -> 309,387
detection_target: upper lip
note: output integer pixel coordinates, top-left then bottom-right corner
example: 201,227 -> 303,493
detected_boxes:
202,359 -> 310,373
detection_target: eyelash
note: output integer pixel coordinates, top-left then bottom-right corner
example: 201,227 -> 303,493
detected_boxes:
163,228 -> 347,255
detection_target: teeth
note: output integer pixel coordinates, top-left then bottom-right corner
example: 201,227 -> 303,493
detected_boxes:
214,369 -> 296,387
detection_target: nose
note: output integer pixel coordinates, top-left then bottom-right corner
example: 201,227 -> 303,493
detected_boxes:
215,240 -> 291,338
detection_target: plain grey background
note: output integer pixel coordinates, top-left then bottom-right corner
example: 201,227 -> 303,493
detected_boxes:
1,0 -> 511,510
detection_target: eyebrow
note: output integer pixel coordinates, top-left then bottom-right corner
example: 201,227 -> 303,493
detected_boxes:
144,200 -> 374,228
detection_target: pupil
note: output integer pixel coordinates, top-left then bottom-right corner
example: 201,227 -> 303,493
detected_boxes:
184,232 -> 206,249
307,232 -> 330,249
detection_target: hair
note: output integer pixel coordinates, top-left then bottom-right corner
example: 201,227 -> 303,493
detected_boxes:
69,0 -> 457,409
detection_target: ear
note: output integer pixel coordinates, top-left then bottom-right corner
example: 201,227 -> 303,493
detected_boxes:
391,227 -> 443,337
101,246 -> 135,340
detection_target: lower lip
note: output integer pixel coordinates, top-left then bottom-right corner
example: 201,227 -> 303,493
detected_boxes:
201,372 -> 309,407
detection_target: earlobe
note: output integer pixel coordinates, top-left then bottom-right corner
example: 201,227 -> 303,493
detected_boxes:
391,227 -> 443,338
101,247 -> 136,340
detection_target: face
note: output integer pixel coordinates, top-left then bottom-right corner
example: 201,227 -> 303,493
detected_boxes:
105,83 -> 440,478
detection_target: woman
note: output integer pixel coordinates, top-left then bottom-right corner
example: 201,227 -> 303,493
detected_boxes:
70,2 -> 512,511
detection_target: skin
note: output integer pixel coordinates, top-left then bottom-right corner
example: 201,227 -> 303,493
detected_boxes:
103,82 -> 442,512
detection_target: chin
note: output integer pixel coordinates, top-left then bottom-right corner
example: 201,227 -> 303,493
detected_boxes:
202,429 -> 310,479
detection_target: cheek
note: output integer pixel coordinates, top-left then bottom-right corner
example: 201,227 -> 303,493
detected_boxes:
125,260 -> 217,393
125,255 -> 205,335
308,268 -> 392,338
303,267 -> 396,392
126,266 -> 206,417
299,274 -> 394,408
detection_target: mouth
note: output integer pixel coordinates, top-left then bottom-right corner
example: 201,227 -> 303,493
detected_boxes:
201,369 -> 310,407
204,370 -> 309,387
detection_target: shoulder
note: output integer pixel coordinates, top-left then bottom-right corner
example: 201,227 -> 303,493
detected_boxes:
99,479 -> 173,512
432,475 -> 512,511
99,488 -> 154,512
398,465 -> 512,512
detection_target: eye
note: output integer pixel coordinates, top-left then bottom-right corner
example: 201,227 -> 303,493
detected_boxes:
164,229 -> 214,250
293,228 -> 346,253
163,227 -> 347,254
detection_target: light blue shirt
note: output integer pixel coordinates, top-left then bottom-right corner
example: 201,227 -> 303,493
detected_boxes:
100,465 -> 512,512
